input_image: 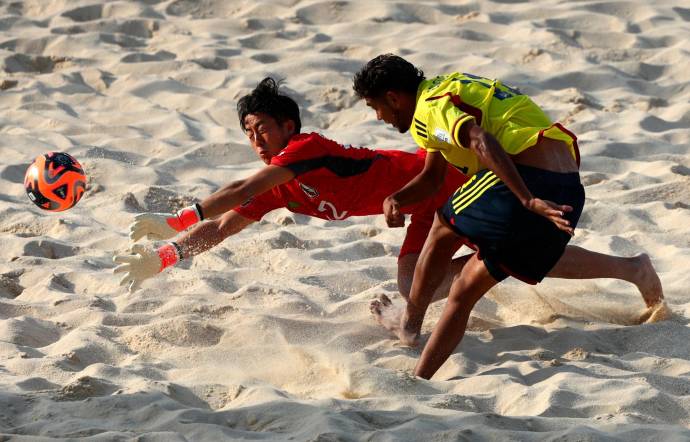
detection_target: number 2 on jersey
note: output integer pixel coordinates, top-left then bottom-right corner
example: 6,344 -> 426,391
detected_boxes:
317,200 -> 348,220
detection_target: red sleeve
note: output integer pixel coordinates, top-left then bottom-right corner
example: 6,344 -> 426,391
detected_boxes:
270,134 -> 325,175
233,189 -> 283,221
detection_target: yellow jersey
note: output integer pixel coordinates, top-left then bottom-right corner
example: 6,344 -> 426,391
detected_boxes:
410,72 -> 579,176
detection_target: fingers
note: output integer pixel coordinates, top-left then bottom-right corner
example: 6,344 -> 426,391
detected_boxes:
383,197 -> 405,227
385,214 -> 405,227
114,241 -> 151,292
113,254 -> 136,265
545,209 -> 570,223
130,228 -> 163,242
129,218 -> 156,242
385,208 -> 404,227
119,273 -> 133,287
119,274 -> 141,293
130,213 -> 170,241
115,266 -> 142,293
390,213 -> 404,227
133,213 -> 157,222
113,263 -> 131,274
533,200 -> 576,236
129,226 -> 146,242
129,279 -> 142,293
552,219 -> 574,236
130,244 -> 147,255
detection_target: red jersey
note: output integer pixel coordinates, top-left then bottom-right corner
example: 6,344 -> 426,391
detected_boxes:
235,132 -> 467,222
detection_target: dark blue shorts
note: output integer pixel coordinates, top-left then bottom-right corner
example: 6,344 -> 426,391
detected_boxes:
441,164 -> 585,284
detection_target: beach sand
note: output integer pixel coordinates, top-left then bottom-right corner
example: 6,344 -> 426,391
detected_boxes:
1,0 -> 689,439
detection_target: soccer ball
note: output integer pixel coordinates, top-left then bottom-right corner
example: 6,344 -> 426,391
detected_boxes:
24,152 -> 87,212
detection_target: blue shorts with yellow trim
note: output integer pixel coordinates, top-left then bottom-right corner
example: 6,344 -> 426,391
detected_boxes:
441,165 -> 585,284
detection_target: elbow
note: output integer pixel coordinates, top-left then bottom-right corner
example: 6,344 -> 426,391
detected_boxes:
472,131 -> 502,165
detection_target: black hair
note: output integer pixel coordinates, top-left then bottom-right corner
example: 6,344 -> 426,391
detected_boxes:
237,77 -> 301,133
353,54 -> 426,99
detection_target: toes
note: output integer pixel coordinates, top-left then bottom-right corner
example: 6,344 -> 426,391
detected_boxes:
646,302 -> 671,323
369,299 -> 382,315
378,293 -> 392,307
636,307 -> 653,325
636,302 -> 671,324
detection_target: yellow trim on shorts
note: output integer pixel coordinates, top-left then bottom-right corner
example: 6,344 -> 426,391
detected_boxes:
452,172 -> 500,214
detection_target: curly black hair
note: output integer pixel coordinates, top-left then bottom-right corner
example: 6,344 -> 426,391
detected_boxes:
353,54 -> 425,99
237,77 -> 301,133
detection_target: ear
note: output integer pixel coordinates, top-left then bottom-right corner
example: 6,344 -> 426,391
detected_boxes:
282,119 -> 296,136
384,90 -> 400,107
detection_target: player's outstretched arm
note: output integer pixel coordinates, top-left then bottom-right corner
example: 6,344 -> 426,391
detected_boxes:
114,210 -> 255,292
460,120 -> 574,235
383,151 -> 447,227
129,165 -> 294,242
176,210 -> 254,258
199,165 -> 294,219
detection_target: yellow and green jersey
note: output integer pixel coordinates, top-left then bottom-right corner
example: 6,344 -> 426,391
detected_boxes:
410,72 -> 579,176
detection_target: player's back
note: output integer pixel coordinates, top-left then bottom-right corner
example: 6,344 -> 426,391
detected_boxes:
412,73 -> 578,175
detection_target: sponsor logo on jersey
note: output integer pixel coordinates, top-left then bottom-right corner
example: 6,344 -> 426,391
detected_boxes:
434,128 -> 450,144
298,181 -> 319,198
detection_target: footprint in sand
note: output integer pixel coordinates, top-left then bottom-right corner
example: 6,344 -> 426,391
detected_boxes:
0,270 -> 25,299
23,238 -> 78,259
0,316 -> 61,347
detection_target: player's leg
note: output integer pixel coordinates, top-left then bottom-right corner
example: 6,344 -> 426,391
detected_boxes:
371,209 -> 465,331
371,250 -> 470,335
396,252 -> 471,301
547,245 -> 663,307
400,214 -> 466,344
414,253 -> 498,379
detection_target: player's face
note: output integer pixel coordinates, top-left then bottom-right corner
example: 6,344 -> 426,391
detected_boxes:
243,113 -> 295,164
365,93 -> 413,133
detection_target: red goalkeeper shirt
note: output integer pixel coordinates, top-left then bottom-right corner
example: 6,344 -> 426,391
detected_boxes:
234,133 -> 467,257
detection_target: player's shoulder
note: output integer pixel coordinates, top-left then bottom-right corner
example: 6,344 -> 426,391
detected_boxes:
418,73 -> 463,98
279,132 -> 325,156
287,132 -> 320,146
287,132 -> 342,150
415,74 -> 458,119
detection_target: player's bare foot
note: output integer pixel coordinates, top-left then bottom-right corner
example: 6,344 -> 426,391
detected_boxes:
369,294 -> 419,346
370,294 -> 401,333
636,301 -> 671,324
632,254 -> 664,307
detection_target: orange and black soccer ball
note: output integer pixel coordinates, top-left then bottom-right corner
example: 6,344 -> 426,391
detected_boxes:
24,152 -> 87,212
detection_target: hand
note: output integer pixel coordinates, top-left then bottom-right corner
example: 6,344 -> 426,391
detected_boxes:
129,213 -> 179,242
113,244 -> 163,292
129,204 -> 202,242
383,195 -> 405,227
525,198 -> 574,236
